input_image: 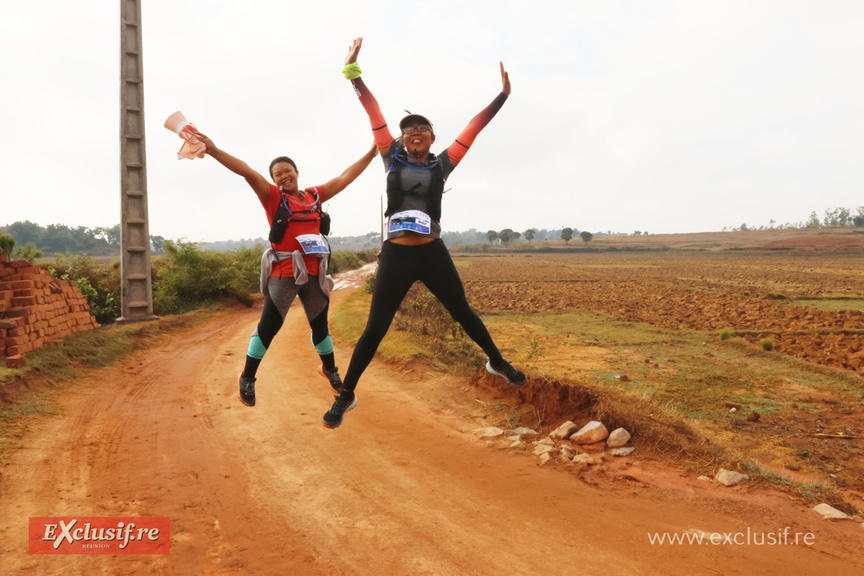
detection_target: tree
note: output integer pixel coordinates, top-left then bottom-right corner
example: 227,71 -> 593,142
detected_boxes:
486,230 -> 498,244
7,220 -> 42,247
560,227 -> 573,245
0,233 -> 15,259
580,231 -> 593,244
15,242 -> 43,262
41,224 -> 76,253
150,235 -> 165,254
524,228 -> 535,242
499,228 -> 516,244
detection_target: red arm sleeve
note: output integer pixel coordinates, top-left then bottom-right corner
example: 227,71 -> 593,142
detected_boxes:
447,92 -> 508,164
350,77 -> 395,149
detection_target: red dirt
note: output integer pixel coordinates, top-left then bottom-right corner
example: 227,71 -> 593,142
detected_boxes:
0,270 -> 862,575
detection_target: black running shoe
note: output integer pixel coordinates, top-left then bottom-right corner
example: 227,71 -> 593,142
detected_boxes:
486,359 -> 527,387
322,391 -> 358,429
238,372 -> 256,407
318,365 -> 344,395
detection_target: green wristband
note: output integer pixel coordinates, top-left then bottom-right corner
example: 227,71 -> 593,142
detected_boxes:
343,62 -> 362,80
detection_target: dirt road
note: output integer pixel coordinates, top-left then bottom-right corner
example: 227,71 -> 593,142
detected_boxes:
0,269 -> 861,575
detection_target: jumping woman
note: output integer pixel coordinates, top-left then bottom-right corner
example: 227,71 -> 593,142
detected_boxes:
196,131 -> 377,407
323,37 -> 526,429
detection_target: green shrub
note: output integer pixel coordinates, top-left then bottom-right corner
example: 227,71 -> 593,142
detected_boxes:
364,268 -> 378,294
152,239 -> 262,315
329,249 -> 377,274
392,287 -> 485,374
0,233 -> 15,259
47,254 -> 121,324
761,338 -> 775,351
719,327 -> 735,341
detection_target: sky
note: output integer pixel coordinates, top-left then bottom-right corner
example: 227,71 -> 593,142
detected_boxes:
1,1 -> 863,243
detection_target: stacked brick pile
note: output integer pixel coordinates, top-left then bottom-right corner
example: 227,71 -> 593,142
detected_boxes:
0,255 -> 99,369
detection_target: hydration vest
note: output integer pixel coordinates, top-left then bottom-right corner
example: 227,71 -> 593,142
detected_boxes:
269,188 -> 331,244
385,145 -> 445,222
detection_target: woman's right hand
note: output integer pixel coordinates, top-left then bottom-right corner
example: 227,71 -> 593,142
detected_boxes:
196,132 -> 215,153
345,37 -> 362,65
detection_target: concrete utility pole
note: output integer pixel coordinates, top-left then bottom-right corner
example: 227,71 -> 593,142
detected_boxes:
117,0 -> 158,325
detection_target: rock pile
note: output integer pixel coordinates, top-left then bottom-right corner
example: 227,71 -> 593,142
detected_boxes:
0,256 -> 99,368
473,419 -> 636,467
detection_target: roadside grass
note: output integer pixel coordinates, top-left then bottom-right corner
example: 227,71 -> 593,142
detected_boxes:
331,288 -> 484,375
333,294 -> 861,511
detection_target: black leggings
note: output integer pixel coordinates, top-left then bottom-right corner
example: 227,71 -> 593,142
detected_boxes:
256,292 -> 330,350
342,239 -> 502,391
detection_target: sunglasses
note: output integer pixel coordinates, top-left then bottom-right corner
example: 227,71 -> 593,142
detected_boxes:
401,124 -> 432,134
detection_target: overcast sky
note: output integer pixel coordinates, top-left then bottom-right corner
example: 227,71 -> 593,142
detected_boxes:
1,1 -> 862,243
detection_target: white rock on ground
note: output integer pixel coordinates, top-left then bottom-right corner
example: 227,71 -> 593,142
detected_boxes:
550,421 -> 579,439
570,421 -> 610,445
509,440 -> 524,448
572,453 -> 593,464
606,428 -> 631,448
714,468 -> 749,486
812,503 -> 851,520
697,476 -> 712,482
538,453 -> 552,465
610,447 -> 635,457
472,427 -> 504,438
536,438 -> 555,446
533,444 -> 556,457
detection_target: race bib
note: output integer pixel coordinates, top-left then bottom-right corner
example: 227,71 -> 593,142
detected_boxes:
388,210 -> 431,235
296,234 -> 330,255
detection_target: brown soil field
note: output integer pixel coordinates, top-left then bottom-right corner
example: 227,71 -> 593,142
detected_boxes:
457,251 -> 864,372
448,244 -> 864,508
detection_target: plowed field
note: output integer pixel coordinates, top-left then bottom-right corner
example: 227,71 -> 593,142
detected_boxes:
457,252 -> 864,372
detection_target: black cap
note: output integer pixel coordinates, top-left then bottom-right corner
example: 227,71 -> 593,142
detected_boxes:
399,113 -> 433,132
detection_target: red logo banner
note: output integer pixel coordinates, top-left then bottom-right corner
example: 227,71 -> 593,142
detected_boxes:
29,517 -> 170,555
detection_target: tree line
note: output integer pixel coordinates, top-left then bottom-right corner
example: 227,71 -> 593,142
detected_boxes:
0,221 -> 166,258
4,205 -> 864,259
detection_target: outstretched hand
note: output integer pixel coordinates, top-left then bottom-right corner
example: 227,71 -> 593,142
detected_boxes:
500,62 -> 511,95
196,132 -> 215,153
345,37 -> 363,66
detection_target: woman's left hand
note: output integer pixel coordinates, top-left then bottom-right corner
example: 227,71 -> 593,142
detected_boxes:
345,37 -> 362,66
500,62 -> 511,95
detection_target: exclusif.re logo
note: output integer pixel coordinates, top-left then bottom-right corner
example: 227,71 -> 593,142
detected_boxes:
29,517 -> 170,555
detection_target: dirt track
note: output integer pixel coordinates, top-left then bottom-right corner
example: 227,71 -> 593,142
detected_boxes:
0,269 -> 861,575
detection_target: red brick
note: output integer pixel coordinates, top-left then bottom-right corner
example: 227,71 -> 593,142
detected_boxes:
7,345 -> 20,356
5,307 -> 29,318
11,280 -> 35,289
7,260 -> 31,269
11,296 -> 36,307
6,355 -> 25,369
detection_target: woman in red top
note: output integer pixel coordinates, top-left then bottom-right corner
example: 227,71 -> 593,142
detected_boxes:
197,132 -> 376,407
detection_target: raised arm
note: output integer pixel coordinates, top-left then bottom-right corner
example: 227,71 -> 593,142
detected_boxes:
447,62 -> 511,167
321,142 -> 379,201
197,133 -> 272,204
343,37 -> 395,156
